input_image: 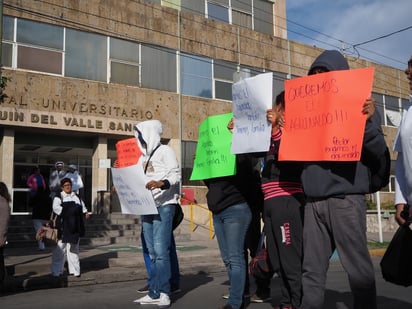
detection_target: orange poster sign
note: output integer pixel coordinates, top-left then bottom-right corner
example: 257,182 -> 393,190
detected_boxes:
279,67 -> 374,161
115,137 -> 142,167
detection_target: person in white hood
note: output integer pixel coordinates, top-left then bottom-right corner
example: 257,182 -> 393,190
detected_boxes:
132,120 -> 181,307
394,55 -> 412,225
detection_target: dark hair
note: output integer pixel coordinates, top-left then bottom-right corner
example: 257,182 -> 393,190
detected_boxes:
60,177 -> 72,187
275,91 -> 285,109
0,182 -> 11,203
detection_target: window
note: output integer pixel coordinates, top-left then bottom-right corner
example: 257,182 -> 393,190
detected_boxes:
3,16 -> 14,41
141,45 -> 176,92
214,59 -> 236,100
385,95 -> 401,127
65,29 -> 107,81
110,38 -> 140,86
181,53 -> 212,98
15,19 -> 64,74
372,93 -> 385,125
254,0 -> 274,35
182,141 -> 202,186
207,2 -> 229,23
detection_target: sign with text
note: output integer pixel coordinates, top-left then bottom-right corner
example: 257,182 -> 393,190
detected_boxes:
279,67 -> 374,161
115,137 -> 142,168
190,113 -> 236,181
231,73 -> 273,154
111,163 -> 158,215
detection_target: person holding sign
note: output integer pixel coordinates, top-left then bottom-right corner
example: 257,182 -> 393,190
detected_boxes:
394,54 -> 412,225
261,91 -> 305,309
133,120 -> 181,308
299,50 -> 387,309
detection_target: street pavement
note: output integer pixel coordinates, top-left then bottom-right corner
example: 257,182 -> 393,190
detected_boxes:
1,220 -> 411,308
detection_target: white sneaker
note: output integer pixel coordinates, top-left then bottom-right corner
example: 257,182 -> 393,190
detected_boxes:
133,293 -> 170,307
157,293 -> 171,307
133,294 -> 158,304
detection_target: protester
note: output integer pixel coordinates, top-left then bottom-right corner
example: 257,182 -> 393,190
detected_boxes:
133,120 -> 181,307
261,91 -> 305,309
51,177 -> 89,277
27,167 -> 52,251
394,54 -> 412,225
49,161 -> 66,199
0,182 -> 11,284
300,50 -> 387,309
225,118 -> 272,304
65,164 -> 84,195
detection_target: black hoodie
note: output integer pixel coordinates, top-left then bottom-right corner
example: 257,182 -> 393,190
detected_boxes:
301,50 -> 387,198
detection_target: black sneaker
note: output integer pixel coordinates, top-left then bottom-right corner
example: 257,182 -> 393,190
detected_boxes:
250,291 -> 271,303
136,284 -> 150,294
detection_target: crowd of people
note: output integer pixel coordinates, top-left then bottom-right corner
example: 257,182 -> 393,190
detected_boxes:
1,50 -> 411,308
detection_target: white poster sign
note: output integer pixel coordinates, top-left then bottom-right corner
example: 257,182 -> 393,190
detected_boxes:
111,162 -> 158,215
231,72 -> 273,154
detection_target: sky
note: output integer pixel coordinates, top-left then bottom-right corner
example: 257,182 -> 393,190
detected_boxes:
286,0 -> 412,70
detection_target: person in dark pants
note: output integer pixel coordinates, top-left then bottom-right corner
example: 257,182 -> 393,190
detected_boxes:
261,91 -> 304,309
300,50 -> 386,309
0,182 -> 11,285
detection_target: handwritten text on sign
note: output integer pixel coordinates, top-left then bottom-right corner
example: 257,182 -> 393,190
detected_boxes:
190,113 -> 236,181
231,73 -> 273,154
279,67 -> 374,161
111,163 -> 157,215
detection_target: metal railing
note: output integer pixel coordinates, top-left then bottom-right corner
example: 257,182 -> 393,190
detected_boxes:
180,195 -> 214,239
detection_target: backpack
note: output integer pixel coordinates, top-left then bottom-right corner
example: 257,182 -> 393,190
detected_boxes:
368,146 -> 391,193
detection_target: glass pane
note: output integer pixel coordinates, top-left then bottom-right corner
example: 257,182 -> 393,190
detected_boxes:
181,0 -> 205,16
232,0 -> 251,12
215,80 -> 232,100
181,53 -> 212,98
111,61 -> 139,86
232,10 -> 252,28
65,29 -> 107,82
372,93 -> 384,125
141,45 -> 176,92
208,2 -> 229,23
385,95 -> 399,111
254,0 -> 273,35
17,19 -> 63,50
3,16 -> 14,41
401,98 -> 409,110
110,37 -> 139,63
2,43 -> 13,67
214,59 -> 236,80
18,46 -> 62,74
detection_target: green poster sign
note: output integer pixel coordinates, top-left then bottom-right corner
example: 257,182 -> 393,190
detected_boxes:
190,113 -> 236,181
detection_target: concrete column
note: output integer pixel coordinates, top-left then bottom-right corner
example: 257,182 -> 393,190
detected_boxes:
91,136 -> 108,214
0,128 -> 14,191
167,138 -> 181,168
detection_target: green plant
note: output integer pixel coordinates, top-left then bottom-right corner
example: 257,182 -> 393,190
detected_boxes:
0,68 -> 11,103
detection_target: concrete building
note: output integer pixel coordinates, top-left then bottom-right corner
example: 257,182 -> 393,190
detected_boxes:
0,0 -> 409,215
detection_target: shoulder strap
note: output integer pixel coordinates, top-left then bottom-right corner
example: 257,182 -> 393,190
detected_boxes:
144,144 -> 161,174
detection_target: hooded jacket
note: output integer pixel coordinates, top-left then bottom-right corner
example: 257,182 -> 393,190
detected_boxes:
301,50 -> 388,198
134,120 -> 181,206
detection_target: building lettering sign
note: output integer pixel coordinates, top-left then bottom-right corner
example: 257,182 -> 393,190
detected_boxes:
0,96 -> 154,135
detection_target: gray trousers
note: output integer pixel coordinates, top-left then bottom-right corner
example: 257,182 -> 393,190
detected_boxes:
301,195 -> 377,309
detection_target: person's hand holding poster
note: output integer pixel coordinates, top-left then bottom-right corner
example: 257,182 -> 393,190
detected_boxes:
231,72 -> 273,154
190,113 -> 236,181
279,67 -> 374,161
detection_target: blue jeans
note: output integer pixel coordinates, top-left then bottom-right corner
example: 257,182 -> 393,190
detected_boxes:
141,227 -> 180,289
142,204 -> 175,298
213,202 -> 252,309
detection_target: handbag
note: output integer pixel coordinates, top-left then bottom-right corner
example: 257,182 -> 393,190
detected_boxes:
172,203 -> 184,230
249,232 -> 274,280
380,222 -> 412,287
35,212 -> 58,245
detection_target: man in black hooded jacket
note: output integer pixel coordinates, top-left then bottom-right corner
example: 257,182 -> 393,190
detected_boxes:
300,50 -> 386,309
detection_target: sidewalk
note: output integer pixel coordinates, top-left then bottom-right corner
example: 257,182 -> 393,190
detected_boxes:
1,224 -> 393,293
1,220 -> 224,293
